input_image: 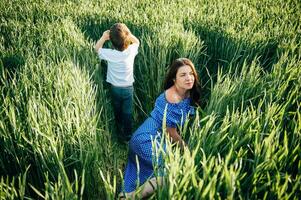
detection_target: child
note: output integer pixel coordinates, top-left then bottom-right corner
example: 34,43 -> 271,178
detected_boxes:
94,23 -> 139,142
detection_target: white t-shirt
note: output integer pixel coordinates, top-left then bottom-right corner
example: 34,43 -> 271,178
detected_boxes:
98,43 -> 139,87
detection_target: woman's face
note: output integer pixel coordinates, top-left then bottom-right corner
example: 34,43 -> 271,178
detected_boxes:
174,65 -> 195,90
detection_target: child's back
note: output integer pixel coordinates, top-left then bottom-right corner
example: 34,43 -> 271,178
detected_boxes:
98,41 -> 138,87
95,23 -> 139,142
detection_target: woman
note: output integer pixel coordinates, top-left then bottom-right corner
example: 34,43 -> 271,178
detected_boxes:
120,58 -> 200,199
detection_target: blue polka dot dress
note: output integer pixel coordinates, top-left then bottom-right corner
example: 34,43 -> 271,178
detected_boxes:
123,92 -> 195,193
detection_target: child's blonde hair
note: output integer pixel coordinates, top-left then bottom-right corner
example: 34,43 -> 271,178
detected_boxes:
110,23 -> 131,51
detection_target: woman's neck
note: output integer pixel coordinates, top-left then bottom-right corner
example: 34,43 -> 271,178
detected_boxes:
173,85 -> 188,99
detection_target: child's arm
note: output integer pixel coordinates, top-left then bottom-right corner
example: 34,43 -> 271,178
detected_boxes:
94,30 -> 110,53
129,32 -> 140,45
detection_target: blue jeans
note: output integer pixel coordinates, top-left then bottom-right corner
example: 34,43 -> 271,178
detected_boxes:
110,85 -> 133,141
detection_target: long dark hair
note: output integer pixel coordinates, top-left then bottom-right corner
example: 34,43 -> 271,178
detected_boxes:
163,58 -> 201,106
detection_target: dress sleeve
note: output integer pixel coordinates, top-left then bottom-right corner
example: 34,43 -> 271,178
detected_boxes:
165,105 -> 186,128
188,104 -> 195,116
151,94 -> 195,128
166,99 -> 195,128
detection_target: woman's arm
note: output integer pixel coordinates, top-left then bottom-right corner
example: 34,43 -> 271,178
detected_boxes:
94,30 -> 110,53
166,127 -> 186,149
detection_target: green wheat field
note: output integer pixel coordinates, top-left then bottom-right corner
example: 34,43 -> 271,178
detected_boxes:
0,0 -> 300,199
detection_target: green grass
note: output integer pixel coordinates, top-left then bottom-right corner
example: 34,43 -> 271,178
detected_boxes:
0,0 -> 300,199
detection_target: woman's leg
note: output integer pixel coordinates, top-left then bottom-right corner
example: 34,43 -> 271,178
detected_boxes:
118,177 -> 164,199
118,191 -> 135,199
140,177 -> 164,198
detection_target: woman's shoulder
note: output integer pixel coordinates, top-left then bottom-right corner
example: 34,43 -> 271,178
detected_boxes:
154,92 -> 165,104
152,91 -> 195,118
154,90 -> 191,108
165,88 -> 191,105
165,88 -> 179,104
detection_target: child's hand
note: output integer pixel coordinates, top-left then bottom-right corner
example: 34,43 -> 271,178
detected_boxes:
94,30 -> 110,52
102,30 -> 110,41
128,32 -> 140,45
